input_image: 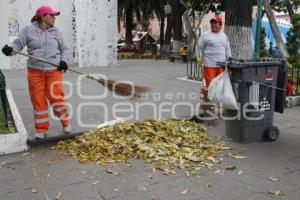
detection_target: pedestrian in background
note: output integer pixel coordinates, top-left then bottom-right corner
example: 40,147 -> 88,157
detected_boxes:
2,5 -> 71,139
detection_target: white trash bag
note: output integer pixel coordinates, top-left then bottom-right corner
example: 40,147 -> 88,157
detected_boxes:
207,66 -> 239,110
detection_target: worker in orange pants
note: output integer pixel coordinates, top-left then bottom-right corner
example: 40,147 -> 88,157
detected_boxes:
2,5 -> 71,139
28,68 -> 70,135
196,16 -> 231,122
203,66 -> 224,86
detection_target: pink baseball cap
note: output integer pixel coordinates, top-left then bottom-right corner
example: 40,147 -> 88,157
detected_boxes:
35,5 -> 60,17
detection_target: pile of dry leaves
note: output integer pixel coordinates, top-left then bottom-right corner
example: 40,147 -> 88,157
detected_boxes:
57,119 -> 230,175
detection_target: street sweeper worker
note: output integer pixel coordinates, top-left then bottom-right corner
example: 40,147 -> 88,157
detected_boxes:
1,5 -> 71,139
196,16 -> 231,86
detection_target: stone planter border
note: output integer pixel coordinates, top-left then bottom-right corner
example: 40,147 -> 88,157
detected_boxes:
0,89 -> 28,154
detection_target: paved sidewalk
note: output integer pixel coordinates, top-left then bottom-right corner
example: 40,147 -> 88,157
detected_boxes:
0,60 -> 299,200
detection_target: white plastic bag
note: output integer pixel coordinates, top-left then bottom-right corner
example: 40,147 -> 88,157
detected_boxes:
207,67 -> 239,110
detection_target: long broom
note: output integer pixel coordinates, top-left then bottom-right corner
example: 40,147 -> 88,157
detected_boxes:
13,50 -> 150,98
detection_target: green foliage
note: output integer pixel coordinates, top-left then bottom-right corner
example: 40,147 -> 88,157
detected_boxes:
268,41 -> 274,57
259,27 -> 268,57
182,0 -> 299,15
0,101 -> 8,134
286,14 -> 300,67
272,0 -> 300,13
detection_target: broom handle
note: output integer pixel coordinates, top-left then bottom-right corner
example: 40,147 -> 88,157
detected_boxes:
13,50 -> 85,76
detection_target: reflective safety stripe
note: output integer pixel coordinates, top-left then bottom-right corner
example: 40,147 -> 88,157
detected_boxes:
54,106 -> 66,112
60,113 -> 69,120
35,118 -> 49,124
34,110 -> 48,115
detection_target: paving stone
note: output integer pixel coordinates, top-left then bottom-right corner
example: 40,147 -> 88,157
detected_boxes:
1,60 -> 300,200
43,182 -> 103,200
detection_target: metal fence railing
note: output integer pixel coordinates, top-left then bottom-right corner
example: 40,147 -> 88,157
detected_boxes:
186,58 -> 202,81
289,66 -> 300,96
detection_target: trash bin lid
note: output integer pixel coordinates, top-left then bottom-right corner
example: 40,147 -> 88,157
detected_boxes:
217,59 -> 283,69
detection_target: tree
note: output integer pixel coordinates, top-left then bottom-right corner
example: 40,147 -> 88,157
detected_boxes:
225,0 -> 253,59
263,0 -> 289,58
268,41 -> 274,57
186,0 -> 295,59
182,1 -> 212,56
286,14 -> 300,67
162,13 -> 173,54
271,0 -> 300,18
118,0 -> 165,45
259,27 -> 268,57
181,0 -> 255,59
170,0 -> 185,53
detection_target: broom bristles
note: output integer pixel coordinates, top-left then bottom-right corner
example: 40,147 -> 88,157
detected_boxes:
97,79 -> 150,98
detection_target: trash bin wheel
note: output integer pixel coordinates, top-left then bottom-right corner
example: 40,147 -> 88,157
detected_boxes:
265,126 -> 280,141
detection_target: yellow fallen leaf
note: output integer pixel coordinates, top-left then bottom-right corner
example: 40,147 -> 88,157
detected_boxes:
214,169 -> 225,175
181,189 -> 189,194
46,161 -> 52,165
268,190 -> 284,196
49,146 -> 56,150
208,157 -> 218,163
269,176 -> 279,182
22,152 -> 30,157
228,153 -> 246,159
32,188 -> 37,193
225,165 -> 236,170
207,182 -> 212,188
55,192 -> 62,200
92,181 -> 99,185
203,162 -> 214,170
221,146 -> 231,150
79,159 -> 89,164
106,168 -> 120,176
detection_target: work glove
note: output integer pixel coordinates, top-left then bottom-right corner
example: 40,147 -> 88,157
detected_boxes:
57,60 -> 68,72
2,45 -> 13,56
196,56 -> 202,65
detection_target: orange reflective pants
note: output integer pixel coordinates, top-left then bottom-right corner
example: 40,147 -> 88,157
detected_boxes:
27,68 -> 69,133
203,66 -> 224,86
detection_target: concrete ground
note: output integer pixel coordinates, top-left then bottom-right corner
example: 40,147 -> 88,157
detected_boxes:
0,60 -> 299,200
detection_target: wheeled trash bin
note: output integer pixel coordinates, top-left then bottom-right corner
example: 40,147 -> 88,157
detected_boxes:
218,59 -> 288,143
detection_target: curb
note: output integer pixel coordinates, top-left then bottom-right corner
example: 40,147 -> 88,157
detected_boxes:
0,89 -> 28,154
176,77 -> 202,84
286,96 -> 300,107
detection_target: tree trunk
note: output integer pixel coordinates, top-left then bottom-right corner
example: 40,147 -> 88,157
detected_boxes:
171,0 -> 183,53
125,5 -> 133,45
162,14 -> 172,54
225,0 -> 253,59
285,0 -> 295,18
182,3 -> 211,56
263,0 -> 289,58
182,10 -> 195,56
159,16 -> 165,54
